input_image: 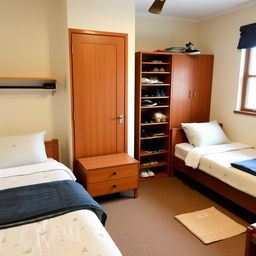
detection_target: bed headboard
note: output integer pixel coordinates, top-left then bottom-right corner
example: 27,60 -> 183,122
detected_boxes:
44,139 -> 59,161
170,128 -> 188,158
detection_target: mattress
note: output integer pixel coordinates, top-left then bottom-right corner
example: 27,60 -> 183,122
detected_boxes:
0,159 -> 122,256
175,143 -> 256,198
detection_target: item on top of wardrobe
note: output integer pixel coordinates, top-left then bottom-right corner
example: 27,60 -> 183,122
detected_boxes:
165,47 -> 185,53
152,111 -> 167,122
185,42 -> 200,55
154,49 -> 166,52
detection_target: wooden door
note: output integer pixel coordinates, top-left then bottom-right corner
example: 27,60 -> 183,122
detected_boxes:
191,55 -> 213,122
170,55 -> 193,128
70,30 -> 127,160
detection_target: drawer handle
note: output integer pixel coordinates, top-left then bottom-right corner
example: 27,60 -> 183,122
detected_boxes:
112,172 -> 117,175
112,184 -> 117,188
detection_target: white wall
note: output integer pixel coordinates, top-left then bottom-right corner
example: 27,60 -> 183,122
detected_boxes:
198,6 -> 256,146
136,15 -> 199,52
67,0 -> 136,156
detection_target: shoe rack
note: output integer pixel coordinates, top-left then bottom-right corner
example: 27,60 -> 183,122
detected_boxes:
135,51 -> 172,181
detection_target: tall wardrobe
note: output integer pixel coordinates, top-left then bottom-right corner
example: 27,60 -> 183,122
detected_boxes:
170,54 -> 214,128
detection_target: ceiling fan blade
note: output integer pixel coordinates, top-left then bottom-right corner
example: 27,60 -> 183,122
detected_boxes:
148,0 -> 166,14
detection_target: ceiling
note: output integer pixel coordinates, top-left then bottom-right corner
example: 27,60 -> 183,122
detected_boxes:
135,0 -> 256,21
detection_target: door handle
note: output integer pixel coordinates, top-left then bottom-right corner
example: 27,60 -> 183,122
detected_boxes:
193,90 -> 197,98
189,90 -> 192,99
117,115 -> 124,124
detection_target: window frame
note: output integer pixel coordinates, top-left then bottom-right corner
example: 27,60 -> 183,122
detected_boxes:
241,48 -> 256,113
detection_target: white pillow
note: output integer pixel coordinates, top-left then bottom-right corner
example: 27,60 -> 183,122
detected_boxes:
181,120 -> 229,147
0,131 -> 47,169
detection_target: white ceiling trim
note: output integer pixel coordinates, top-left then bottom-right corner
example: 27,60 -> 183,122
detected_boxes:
198,0 -> 256,21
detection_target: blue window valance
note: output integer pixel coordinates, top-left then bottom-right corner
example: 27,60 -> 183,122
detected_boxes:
237,23 -> 256,49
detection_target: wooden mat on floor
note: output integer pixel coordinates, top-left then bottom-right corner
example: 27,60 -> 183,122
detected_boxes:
175,207 -> 246,244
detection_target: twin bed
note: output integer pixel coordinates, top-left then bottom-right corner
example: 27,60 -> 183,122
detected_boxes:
171,124 -> 256,215
0,137 -> 122,256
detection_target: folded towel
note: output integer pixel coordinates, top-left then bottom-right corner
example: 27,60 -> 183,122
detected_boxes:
231,158 -> 256,176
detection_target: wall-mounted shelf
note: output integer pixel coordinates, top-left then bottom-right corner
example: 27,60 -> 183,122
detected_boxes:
0,77 -> 57,95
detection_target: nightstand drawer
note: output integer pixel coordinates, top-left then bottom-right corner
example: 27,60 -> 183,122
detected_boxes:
87,164 -> 138,183
87,176 -> 138,197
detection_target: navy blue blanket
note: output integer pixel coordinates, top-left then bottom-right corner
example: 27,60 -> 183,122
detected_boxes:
231,158 -> 256,176
0,180 -> 107,230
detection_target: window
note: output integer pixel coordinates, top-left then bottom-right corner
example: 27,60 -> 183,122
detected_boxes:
241,47 -> 256,112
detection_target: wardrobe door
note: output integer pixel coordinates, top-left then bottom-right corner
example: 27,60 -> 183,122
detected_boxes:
191,55 -> 213,122
171,55 -> 193,128
71,31 -> 127,159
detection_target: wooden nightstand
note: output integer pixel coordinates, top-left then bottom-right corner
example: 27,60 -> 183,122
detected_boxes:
76,153 -> 139,198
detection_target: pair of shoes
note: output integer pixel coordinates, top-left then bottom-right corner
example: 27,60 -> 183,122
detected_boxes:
149,76 -> 163,84
142,158 -> 158,165
152,112 -> 167,122
151,67 -> 166,72
141,99 -> 157,106
155,89 -> 165,97
141,76 -> 163,84
185,42 -> 200,55
141,129 -> 154,138
151,131 -> 165,136
140,169 -> 155,178
152,60 -> 163,63
141,118 -> 153,124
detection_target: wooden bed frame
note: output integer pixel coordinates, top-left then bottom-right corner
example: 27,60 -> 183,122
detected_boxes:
170,128 -> 256,214
45,139 -> 59,161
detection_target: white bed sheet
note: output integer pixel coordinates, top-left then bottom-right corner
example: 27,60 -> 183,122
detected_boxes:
0,159 -> 122,256
175,143 -> 256,198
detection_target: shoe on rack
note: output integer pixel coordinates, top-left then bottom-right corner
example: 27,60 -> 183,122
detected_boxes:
151,67 -> 159,72
141,99 -> 157,106
149,159 -> 158,164
141,129 -> 149,138
147,169 -> 155,177
152,60 -> 163,63
155,89 -> 161,97
159,67 -> 166,72
140,170 -> 149,178
160,89 -> 165,96
151,131 -> 165,136
149,76 -> 163,84
142,89 -> 149,97
141,77 -> 151,84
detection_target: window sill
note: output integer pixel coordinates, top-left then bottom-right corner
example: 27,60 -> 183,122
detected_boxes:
233,110 -> 256,117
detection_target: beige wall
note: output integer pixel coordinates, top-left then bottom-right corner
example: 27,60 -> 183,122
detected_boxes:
0,0 -> 53,139
0,0 -> 135,166
67,0 -> 136,156
198,6 -> 256,146
136,15 -> 199,52
0,0 -> 70,164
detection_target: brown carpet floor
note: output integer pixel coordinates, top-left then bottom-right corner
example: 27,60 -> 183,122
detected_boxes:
99,177 -> 250,256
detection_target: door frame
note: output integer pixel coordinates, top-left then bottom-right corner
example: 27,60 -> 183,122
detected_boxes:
68,29 -> 128,163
